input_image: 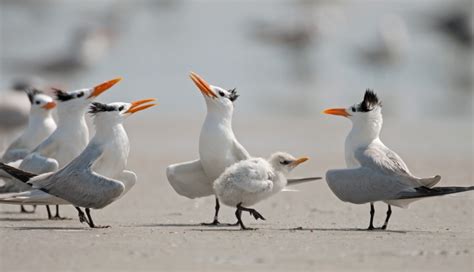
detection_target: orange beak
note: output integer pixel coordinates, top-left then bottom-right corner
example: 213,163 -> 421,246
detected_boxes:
189,72 -> 217,98
125,98 -> 157,114
323,108 -> 351,117
88,77 -> 123,98
289,157 -> 309,167
42,101 -> 56,110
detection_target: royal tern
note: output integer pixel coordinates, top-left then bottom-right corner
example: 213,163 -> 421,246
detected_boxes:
214,152 -> 313,230
0,77 -> 122,219
0,99 -> 156,228
167,72 -> 250,225
323,90 -> 474,230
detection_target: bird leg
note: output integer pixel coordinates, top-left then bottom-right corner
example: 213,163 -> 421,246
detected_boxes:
85,208 -> 110,228
51,205 -> 69,220
201,197 -> 221,226
380,205 -> 392,230
367,203 -> 375,230
20,205 -> 36,213
234,203 -> 265,230
75,207 -> 89,224
46,205 -> 52,219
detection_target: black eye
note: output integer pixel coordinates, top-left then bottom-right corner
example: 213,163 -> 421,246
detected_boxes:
35,101 -> 40,105
77,92 -> 84,98
218,91 -> 225,97
118,106 -> 124,111
351,106 -> 356,112
280,160 -> 291,165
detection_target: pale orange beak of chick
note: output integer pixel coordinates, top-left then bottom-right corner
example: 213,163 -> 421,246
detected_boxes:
88,77 -> 123,98
189,72 -> 217,98
289,157 -> 309,167
126,98 -> 157,114
42,101 -> 56,110
323,108 -> 351,117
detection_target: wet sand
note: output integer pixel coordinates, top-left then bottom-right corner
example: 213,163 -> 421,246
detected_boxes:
0,115 -> 472,271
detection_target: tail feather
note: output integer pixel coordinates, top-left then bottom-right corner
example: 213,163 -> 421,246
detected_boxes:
396,186 -> 474,199
0,162 -> 36,183
287,177 -> 323,186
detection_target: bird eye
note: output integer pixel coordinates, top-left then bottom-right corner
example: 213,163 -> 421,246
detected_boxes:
351,106 -> 356,112
35,101 -> 40,105
77,92 -> 84,98
119,106 -> 124,111
280,160 -> 291,165
218,91 -> 225,97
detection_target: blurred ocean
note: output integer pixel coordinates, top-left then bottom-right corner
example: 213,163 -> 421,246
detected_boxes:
0,0 -> 472,120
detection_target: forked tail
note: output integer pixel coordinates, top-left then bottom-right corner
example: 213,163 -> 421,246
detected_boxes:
0,162 -> 36,183
396,186 -> 474,199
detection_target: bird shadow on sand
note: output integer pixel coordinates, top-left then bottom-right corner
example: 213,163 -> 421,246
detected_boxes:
5,226 -> 91,231
281,227 -> 410,234
0,217 -> 48,222
131,223 -> 207,228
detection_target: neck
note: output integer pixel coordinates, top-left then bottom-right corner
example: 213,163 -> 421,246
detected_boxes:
204,108 -> 233,128
347,118 -> 383,149
28,109 -> 53,126
93,121 -> 125,141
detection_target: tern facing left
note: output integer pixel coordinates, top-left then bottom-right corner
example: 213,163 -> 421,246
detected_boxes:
323,90 -> 474,230
0,99 -> 156,228
214,152 -> 313,230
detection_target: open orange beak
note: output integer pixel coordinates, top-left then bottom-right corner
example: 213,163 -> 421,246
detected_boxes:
323,108 -> 351,117
42,101 -> 56,110
289,157 -> 309,167
125,98 -> 157,114
189,72 -> 217,98
88,77 -> 123,98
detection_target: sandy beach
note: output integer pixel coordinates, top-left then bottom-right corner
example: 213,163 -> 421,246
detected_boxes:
0,114 -> 472,271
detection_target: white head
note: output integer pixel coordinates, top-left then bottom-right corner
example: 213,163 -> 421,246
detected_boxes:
25,89 -> 56,115
268,152 -> 309,175
53,77 -> 122,118
189,72 -> 239,118
324,90 -> 383,142
88,99 -> 157,128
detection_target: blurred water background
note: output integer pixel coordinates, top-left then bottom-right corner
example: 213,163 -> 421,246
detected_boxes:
0,0 -> 472,121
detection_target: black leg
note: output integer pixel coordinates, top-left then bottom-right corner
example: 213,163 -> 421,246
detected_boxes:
235,205 -> 246,229
85,208 -> 109,228
237,204 -> 265,221
201,197 -> 221,225
75,206 -> 89,224
20,205 -> 36,213
367,203 -> 375,230
381,205 -> 392,230
46,205 -> 52,219
51,205 -> 69,220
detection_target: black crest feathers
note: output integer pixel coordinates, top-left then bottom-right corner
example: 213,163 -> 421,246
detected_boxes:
53,88 -> 74,102
228,88 -> 239,102
359,89 -> 381,112
89,102 -> 116,115
24,88 -> 43,104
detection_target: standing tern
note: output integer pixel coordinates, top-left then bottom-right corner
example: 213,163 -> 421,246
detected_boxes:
0,78 -> 122,219
323,90 -> 474,230
1,89 -> 56,213
0,99 -> 156,228
214,152 -> 313,230
167,72 -> 250,225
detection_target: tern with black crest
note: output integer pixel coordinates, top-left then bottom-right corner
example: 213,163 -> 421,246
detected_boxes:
0,99 -> 156,228
323,90 -> 474,230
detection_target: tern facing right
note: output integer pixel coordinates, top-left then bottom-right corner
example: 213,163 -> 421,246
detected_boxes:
323,90 -> 474,230
0,99 -> 156,228
214,152 -> 313,230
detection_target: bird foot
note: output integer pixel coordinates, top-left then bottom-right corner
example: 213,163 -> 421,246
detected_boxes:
240,226 -> 257,231
201,219 -> 221,226
50,215 -> 71,221
248,209 -> 265,221
20,206 -> 36,214
367,225 -> 375,231
90,225 -> 111,229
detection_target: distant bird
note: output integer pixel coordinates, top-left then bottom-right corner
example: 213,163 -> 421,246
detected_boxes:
323,90 -> 474,230
0,99 -> 156,228
0,80 -> 39,130
0,78 -> 122,219
434,10 -> 472,48
214,152 -> 313,230
1,89 -> 56,213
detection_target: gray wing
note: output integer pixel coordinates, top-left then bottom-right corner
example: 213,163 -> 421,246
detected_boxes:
166,159 -> 213,199
2,148 -> 29,163
29,144 -> 124,209
19,153 -> 59,174
232,139 -> 251,161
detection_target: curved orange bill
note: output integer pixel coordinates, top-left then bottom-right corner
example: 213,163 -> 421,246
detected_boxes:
126,98 -> 157,114
189,72 -> 217,98
323,108 -> 351,117
42,101 -> 56,110
289,157 -> 309,167
88,77 -> 123,98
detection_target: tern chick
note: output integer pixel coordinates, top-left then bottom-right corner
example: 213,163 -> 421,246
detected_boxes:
214,152 -> 309,230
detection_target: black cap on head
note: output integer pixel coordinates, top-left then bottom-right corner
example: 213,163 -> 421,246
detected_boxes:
53,88 -> 75,102
89,102 -> 117,115
228,88 -> 239,102
359,89 -> 381,112
24,88 -> 43,104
